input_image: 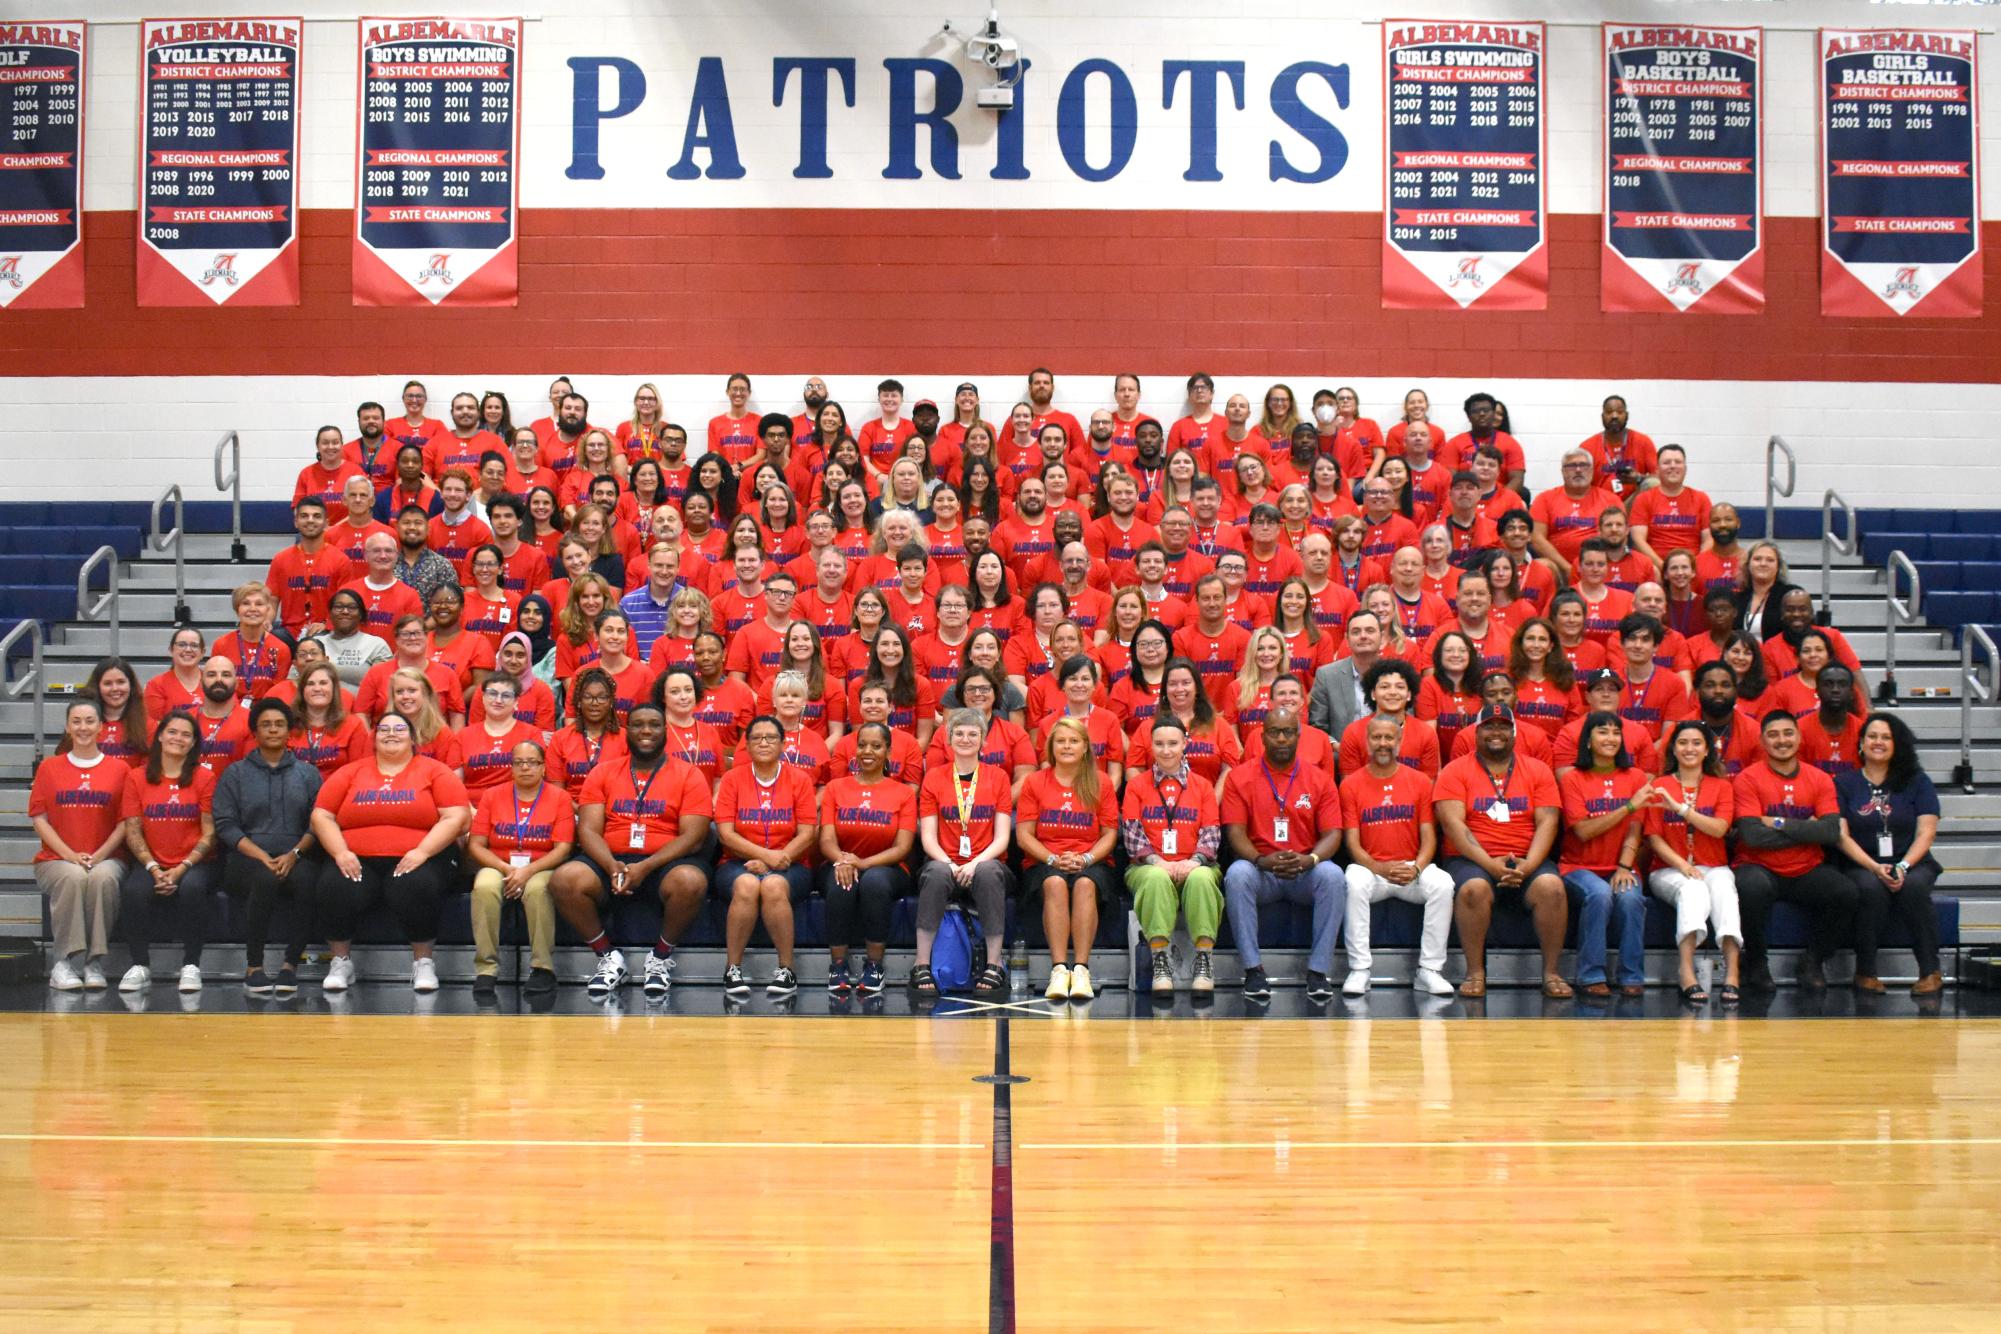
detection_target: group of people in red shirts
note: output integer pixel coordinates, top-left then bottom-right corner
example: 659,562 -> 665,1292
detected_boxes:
31,372 -> 1945,1004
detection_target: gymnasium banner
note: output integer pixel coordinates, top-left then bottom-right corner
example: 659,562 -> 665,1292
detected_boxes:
138,18 -> 303,307
1820,28 -> 1981,319
0,20 -> 86,310
1602,24 -> 1763,315
1382,18 -> 1546,311
354,15 -> 521,306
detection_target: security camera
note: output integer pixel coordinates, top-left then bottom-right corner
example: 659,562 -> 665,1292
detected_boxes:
963,8 -> 1020,72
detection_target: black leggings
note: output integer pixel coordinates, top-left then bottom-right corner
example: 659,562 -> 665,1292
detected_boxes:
221,851 -> 318,969
819,864 -> 908,947
120,860 -> 222,967
1844,860 -> 1942,976
317,854 -> 458,946
1736,862 -> 1859,961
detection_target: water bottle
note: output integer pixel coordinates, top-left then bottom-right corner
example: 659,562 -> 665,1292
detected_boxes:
1008,939 -> 1029,997
1698,957 -> 1714,994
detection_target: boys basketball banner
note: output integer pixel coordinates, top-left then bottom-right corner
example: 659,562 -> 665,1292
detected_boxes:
1602,24 -> 1763,315
0,20 -> 85,310
354,16 -> 521,306
1382,19 -> 1546,311
1820,28 -> 1981,319
138,18 -> 303,307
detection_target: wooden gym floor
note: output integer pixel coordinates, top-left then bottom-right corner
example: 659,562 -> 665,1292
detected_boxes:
2,1012 -> 1998,1331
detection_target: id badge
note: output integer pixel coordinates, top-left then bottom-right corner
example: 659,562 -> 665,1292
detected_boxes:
1160,828 -> 1179,855
498,606 -> 511,624
1877,832 -> 1895,859
509,851 -> 531,868
1272,816 -> 1290,845
628,823 -> 647,850
1487,801 -> 1511,824
959,834 -> 973,859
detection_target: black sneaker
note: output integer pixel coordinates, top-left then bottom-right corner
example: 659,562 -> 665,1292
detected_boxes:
858,958 -> 886,995
826,960 -> 853,996
273,965 -> 299,997
722,964 -> 751,997
244,968 -> 274,996
525,967 -> 558,995
472,973 -> 498,999
1241,966 -> 1272,1002
767,967 -> 799,998
1304,970 -> 1335,1002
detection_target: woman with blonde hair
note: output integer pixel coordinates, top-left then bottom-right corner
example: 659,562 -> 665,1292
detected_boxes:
387,667 -> 461,767
648,586 -> 713,673
1257,382 -> 1302,444
559,426 -> 627,517
1016,714 -> 1119,1001
617,382 -> 671,462
1231,626 -> 1291,734
554,572 -> 616,682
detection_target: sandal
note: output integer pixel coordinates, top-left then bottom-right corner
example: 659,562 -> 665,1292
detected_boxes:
1717,983 -> 1741,1006
1678,983 -> 1708,1005
907,964 -> 937,996
973,962 -> 1008,994
1459,973 -> 1486,998
1546,976 -> 1579,999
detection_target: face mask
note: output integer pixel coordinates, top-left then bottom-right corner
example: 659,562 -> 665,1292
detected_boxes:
1314,404 -> 1338,426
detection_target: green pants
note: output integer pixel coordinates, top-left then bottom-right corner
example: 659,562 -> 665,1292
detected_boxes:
1127,863 -> 1223,946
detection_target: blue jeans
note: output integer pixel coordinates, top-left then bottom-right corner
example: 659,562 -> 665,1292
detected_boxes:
1223,860 -> 1345,975
1563,869 -> 1646,987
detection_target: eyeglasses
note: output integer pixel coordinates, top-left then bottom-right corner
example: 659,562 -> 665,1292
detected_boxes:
377,723 -> 412,736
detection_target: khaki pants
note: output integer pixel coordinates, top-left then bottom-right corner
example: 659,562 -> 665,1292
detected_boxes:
470,867 -> 556,975
38,859 -> 124,960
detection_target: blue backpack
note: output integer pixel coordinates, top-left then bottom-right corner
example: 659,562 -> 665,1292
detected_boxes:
931,907 -> 979,993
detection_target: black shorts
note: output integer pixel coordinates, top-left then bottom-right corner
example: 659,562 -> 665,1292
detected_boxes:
1442,856 -> 1561,909
564,852 -> 710,901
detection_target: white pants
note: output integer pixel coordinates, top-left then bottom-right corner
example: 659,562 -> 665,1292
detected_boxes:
1344,863 -> 1455,974
1647,865 -> 1743,947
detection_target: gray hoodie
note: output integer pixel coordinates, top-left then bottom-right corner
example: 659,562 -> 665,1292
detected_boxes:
213,748 -> 323,857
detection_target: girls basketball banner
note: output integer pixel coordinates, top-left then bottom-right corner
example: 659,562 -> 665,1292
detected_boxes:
1382,19 -> 1546,310
138,17 -> 303,307
1820,28 -> 1981,319
0,20 -> 85,310
353,15 -> 521,306
1602,24 -> 1763,315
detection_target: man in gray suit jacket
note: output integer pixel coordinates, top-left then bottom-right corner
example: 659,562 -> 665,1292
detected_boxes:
1310,611 -> 1385,741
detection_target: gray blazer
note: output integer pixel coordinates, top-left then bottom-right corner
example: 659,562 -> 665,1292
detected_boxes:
1309,658 -> 1368,741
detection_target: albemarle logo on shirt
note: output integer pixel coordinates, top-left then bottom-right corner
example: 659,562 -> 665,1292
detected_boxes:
1665,262 -> 1703,295
1447,256 -> 1484,289
1882,266 -> 1922,300
200,253 -> 241,287
1294,793 -> 1313,810
0,257 -> 21,289
417,253 -> 455,287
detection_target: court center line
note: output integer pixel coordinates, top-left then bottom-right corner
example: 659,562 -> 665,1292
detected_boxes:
987,1015 -> 1018,1334
1017,1136 -> 2001,1151
0,1133 -> 983,1151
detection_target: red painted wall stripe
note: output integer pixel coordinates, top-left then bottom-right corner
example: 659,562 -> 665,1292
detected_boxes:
3,209 -> 1999,381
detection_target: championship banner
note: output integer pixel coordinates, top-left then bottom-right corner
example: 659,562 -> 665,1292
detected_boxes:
138,18 -> 302,306
1383,19 -> 1546,310
354,16 -> 521,306
1820,28 -> 1981,318
1602,24 -> 1762,315
0,20 -> 86,310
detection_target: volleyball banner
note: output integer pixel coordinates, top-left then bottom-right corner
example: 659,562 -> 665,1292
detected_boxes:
1602,24 -> 1763,315
138,18 -> 303,307
1382,19 -> 1546,310
0,20 -> 86,310
353,15 -> 521,306
1820,28 -> 1981,319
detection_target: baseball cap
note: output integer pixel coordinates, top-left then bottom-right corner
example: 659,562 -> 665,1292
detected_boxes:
1582,668 -> 1624,692
913,399 -> 938,411
1474,703 -> 1516,726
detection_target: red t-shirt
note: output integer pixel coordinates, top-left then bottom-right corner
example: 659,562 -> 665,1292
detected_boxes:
1017,768 -> 1118,856
692,677 -> 756,746
1416,678 -> 1485,757
1433,752 -> 1561,860
714,764 -> 820,856
266,544 -> 354,634
192,708 -> 252,775
1121,766 -> 1218,860
1530,487 -> 1622,566
1338,715 -> 1441,779
472,782 -> 577,860
427,513 -> 493,569
338,576 -> 425,638
1619,667 -> 1691,741
288,713 -> 374,778
707,411 -> 762,467
1510,676 -> 1580,739
30,754 -> 131,862
829,729 -> 925,785
1558,766 -> 1649,873
580,756 -> 713,856
1731,761 -> 1838,877
329,517 -> 396,567
661,719 -> 729,786
548,726 -> 616,798
1553,714 -> 1661,775
1339,763 -> 1434,865
1220,758 -> 1342,856
211,630 -> 293,702
355,659 -> 466,723
857,416 -> 917,470
1644,773 -> 1735,867
458,719 -> 545,794
315,755 -> 470,858
120,765 -> 215,866
1799,710 -> 1868,778
1359,514 -> 1421,562
1449,723 -> 1556,767
919,763 -> 1014,864
294,459 -> 368,507
1440,429 -> 1526,477
820,775 -> 919,858
1124,719 -> 1241,787
1172,621 -> 1252,708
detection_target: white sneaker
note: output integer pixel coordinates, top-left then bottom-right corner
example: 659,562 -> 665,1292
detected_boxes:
118,965 -> 152,993
82,961 -> 107,991
1044,963 -> 1071,1001
323,956 -> 357,993
587,951 -> 629,996
49,959 -> 83,992
642,953 -> 674,996
1342,970 -> 1371,997
1414,968 -> 1456,996
177,965 -> 203,993
411,958 -> 439,993
1068,964 -> 1095,1001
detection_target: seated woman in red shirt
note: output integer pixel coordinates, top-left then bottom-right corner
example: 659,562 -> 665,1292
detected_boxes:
145,625 -> 209,723
1034,654 -> 1123,785
714,714 -> 821,998
757,622 -> 845,740
466,739 -> 575,997
491,631 -> 558,732
1125,658 -> 1242,788
79,657 -> 148,764
646,587 -> 713,675
1021,620 -> 1091,724
462,544 -> 524,655
553,571 -> 616,681
590,611 -> 656,720
850,625 -> 936,748
32,698 -> 132,991
288,663 -> 374,778
214,582 -> 292,701
115,710 -> 219,993
1017,716 -> 1120,1002
818,721 -> 918,998
655,665 -> 731,788
311,710 -> 473,993
386,667 -> 463,768
548,666 -> 620,797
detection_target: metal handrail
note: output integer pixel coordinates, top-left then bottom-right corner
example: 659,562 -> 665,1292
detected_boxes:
213,428 -> 246,562
0,619 -> 46,763
1820,489 -> 1857,626
151,482 -> 191,624
1880,551 -> 1922,703
76,544 -> 121,660
1954,624 -> 1998,793
1764,435 -> 1795,546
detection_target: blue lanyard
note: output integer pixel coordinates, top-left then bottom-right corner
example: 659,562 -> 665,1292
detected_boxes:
513,783 -> 544,836
1259,762 -> 1297,813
